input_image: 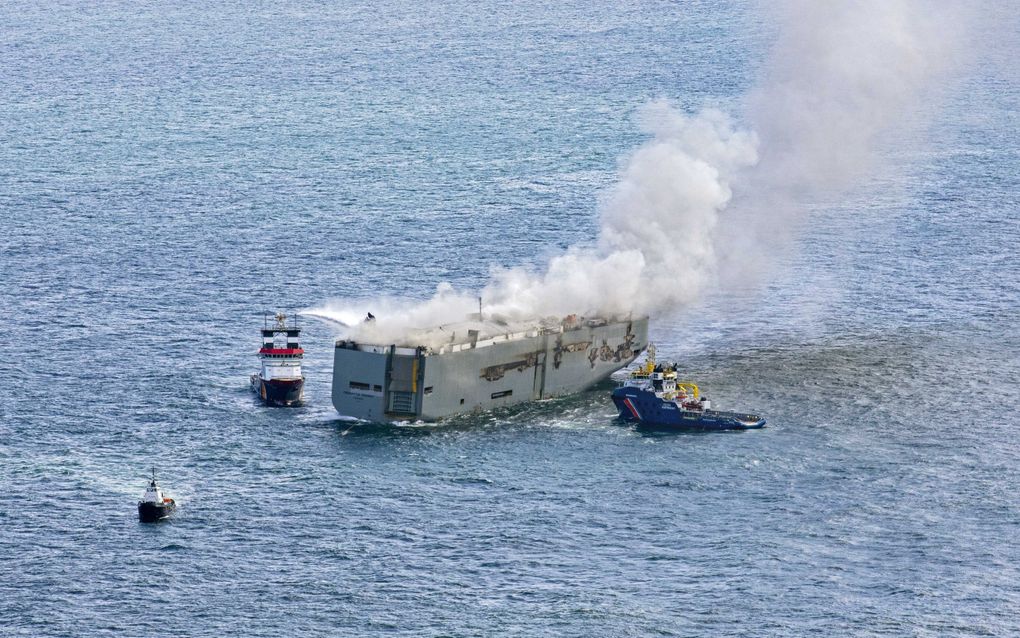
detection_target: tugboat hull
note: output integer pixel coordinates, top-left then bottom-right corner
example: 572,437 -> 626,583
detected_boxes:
612,387 -> 765,430
253,375 -> 304,406
138,500 -> 175,523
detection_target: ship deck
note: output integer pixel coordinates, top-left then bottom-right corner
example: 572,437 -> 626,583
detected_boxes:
337,315 -> 625,355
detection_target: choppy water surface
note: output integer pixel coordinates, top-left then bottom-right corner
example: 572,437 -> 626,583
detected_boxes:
2,2 -> 1018,636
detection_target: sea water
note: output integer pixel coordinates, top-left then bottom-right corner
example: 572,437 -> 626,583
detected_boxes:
1,1 -> 1018,635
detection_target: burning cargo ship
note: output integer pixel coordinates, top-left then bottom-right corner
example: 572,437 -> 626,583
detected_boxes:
331,314 -> 648,422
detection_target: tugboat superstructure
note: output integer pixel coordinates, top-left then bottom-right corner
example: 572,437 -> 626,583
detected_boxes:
251,312 -> 305,406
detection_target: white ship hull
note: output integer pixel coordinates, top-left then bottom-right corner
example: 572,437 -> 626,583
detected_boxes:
331,316 -> 648,422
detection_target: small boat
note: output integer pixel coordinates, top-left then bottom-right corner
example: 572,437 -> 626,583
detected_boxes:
251,312 -> 305,406
611,345 -> 766,430
138,468 -> 176,523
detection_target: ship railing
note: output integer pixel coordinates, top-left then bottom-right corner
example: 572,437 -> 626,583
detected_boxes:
437,329 -> 538,354
336,341 -> 419,356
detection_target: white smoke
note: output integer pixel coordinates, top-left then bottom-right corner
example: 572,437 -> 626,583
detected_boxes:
311,105 -> 757,343
310,0 -> 973,344
751,0 -> 969,192
714,0 -> 975,287
475,103 -> 758,319
716,0 -> 973,280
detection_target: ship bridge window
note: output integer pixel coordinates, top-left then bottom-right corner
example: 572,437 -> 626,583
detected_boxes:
349,381 -> 370,391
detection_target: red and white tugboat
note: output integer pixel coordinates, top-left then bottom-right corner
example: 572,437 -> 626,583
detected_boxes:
251,312 -> 305,406
138,468 -> 176,523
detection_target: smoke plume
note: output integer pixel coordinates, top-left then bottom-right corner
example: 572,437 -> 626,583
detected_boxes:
717,0 -> 972,281
309,0 -> 972,344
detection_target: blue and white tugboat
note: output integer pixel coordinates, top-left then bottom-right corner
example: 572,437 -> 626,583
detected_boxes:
612,345 -> 766,430
138,468 -> 176,523
251,312 -> 305,406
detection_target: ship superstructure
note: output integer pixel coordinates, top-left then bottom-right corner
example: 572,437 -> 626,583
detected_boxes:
251,312 -> 305,406
332,314 -> 648,422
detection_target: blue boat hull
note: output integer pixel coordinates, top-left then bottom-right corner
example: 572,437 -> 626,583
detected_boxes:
612,387 -> 765,430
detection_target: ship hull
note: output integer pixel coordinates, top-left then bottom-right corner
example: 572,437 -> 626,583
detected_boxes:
138,500 -> 175,523
612,387 -> 765,430
332,317 -> 649,422
252,375 -> 305,406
